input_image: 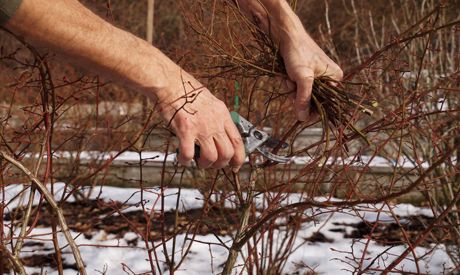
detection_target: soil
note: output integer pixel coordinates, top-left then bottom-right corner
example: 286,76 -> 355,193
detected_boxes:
5,199 -> 242,240
332,215 -> 456,246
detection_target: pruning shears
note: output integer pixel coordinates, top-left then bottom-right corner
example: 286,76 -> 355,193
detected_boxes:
230,111 -> 292,164
229,85 -> 291,164
176,112 -> 292,165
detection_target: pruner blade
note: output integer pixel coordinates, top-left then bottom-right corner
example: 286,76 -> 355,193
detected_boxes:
231,111 -> 292,164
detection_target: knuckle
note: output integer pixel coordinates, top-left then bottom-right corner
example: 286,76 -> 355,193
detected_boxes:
214,158 -> 231,169
178,151 -> 194,164
180,149 -> 194,160
296,88 -> 309,97
230,155 -> 245,168
233,140 -> 245,161
335,66 -> 344,79
230,136 -> 243,147
232,148 -> 245,161
233,152 -> 245,163
296,96 -> 309,105
202,151 -> 218,164
221,147 -> 234,162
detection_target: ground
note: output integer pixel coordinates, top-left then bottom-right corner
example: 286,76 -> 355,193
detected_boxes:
2,183 -> 455,274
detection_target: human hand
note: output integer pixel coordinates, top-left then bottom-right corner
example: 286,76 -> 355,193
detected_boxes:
2,0 -> 243,171
280,31 -> 343,122
234,0 -> 343,122
157,71 -> 245,170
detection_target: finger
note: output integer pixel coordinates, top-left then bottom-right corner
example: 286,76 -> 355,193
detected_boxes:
331,67 -> 343,81
212,132 -> 234,169
225,120 -> 245,171
196,136 -> 218,168
327,67 -> 343,88
177,134 -> 195,166
322,60 -> 343,82
295,71 -> 314,121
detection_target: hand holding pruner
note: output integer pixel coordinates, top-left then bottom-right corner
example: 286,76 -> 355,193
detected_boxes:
177,112 -> 292,166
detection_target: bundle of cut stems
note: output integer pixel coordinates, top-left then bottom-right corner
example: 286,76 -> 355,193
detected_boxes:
312,77 -> 378,145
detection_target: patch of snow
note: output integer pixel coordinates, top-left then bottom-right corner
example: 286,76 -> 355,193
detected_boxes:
123,232 -> 138,242
12,211 -> 455,275
2,185 -> 456,274
25,150 -> 445,169
2,183 -> 204,215
27,151 -> 177,163
292,154 -> 433,169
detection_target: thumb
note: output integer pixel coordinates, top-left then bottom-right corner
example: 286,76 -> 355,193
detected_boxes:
294,74 -> 314,121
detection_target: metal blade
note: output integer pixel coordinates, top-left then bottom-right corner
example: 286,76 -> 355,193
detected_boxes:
256,146 -> 292,163
262,137 -> 289,149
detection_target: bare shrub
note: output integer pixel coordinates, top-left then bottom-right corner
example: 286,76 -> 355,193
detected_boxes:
0,0 -> 459,274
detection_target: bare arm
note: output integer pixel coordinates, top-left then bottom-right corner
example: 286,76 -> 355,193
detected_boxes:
237,0 -> 343,121
6,0 -> 176,100
4,0 -> 245,170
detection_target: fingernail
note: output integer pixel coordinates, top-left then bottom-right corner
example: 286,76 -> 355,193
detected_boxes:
231,166 -> 240,173
297,110 -> 309,121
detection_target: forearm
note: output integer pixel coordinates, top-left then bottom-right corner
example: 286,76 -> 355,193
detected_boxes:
2,0 -> 247,170
5,0 -> 180,102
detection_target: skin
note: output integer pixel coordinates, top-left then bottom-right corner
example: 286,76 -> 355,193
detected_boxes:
237,0 -> 343,119
4,0 -> 342,171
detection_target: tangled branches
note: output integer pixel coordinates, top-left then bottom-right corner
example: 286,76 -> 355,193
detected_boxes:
0,0 -> 459,274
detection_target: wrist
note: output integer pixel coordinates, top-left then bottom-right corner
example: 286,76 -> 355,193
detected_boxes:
252,1 -> 308,55
275,8 -> 308,45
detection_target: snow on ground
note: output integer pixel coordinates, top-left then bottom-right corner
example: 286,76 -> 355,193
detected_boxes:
2,184 -> 456,274
28,150 -> 457,169
2,182 -> 204,212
